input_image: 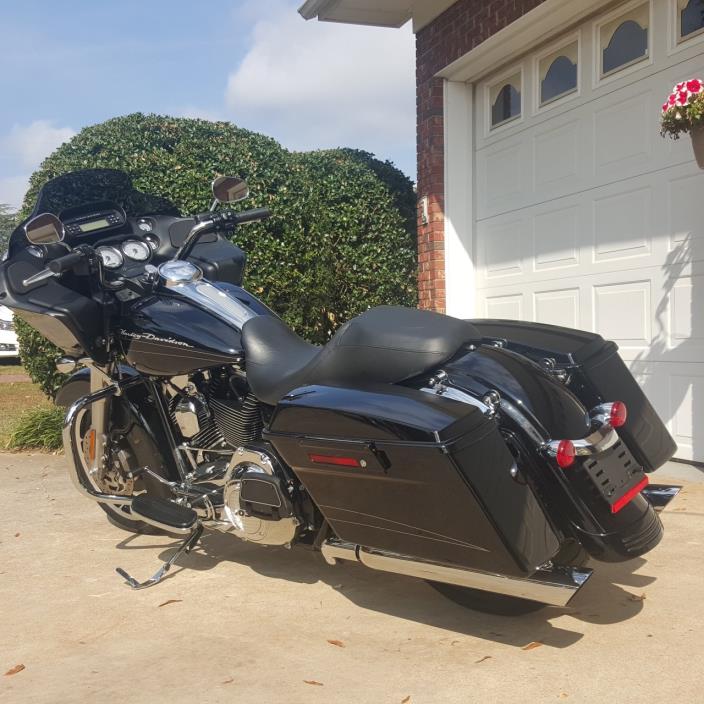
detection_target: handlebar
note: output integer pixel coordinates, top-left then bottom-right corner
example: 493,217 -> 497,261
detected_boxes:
48,250 -> 85,274
175,207 -> 272,260
214,207 -> 272,226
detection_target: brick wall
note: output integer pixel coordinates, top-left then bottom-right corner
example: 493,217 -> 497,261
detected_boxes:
415,0 -> 546,312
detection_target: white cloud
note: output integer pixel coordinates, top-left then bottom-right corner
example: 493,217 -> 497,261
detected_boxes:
0,175 -> 30,211
225,5 -> 416,172
2,120 -> 75,171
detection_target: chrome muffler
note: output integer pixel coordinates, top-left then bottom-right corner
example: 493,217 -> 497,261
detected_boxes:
321,539 -> 592,607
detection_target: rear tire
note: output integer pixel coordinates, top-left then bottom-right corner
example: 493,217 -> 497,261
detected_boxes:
427,582 -> 546,615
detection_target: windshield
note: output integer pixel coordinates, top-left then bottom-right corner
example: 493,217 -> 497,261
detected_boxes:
31,169 -> 181,219
7,169 -> 182,256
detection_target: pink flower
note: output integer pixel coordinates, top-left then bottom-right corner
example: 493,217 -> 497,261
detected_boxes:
676,90 -> 690,106
675,82 -> 686,92
662,102 -> 669,112
686,78 -> 703,93
669,93 -> 677,106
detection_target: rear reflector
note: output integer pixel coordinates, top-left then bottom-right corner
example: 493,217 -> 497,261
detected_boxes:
555,440 -> 576,469
308,454 -> 361,468
611,475 -> 649,514
609,401 -> 628,428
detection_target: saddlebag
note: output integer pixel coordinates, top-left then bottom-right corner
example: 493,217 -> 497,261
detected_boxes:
265,384 -> 560,576
469,320 -> 677,472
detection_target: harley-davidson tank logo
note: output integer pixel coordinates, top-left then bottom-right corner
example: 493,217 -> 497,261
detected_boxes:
119,329 -> 193,348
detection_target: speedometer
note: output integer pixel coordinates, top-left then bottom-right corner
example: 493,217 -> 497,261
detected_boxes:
96,246 -> 123,269
122,240 -> 150,262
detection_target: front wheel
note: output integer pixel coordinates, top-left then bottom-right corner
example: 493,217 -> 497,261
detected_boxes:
58,381 -> 167,534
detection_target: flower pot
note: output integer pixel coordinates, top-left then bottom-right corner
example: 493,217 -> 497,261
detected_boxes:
690,125 -> 704,169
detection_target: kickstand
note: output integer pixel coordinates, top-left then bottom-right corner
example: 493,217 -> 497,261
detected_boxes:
116,523 -> 204,590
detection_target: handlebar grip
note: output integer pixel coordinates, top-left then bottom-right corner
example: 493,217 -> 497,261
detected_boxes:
234,207 -> 272,225
218,207 -> 272,226
48,250 -> 84,274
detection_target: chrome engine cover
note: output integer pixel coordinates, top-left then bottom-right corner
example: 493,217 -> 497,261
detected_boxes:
221,448 -> 298,546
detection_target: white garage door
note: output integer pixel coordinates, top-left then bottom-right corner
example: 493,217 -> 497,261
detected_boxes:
474,0 -> 704,462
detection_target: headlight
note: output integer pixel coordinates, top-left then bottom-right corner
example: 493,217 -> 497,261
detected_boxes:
0,320 -> 14,331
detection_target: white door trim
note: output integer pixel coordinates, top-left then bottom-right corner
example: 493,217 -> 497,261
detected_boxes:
443,80 -> 475,319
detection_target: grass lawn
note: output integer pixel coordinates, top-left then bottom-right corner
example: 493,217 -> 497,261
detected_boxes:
0,360 -> 26,375
0,380 -> 50,445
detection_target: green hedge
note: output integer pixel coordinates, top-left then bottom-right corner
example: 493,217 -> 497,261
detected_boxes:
15,113 -> 417,397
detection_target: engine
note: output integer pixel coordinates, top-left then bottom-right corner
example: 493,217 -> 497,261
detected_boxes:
164,371 -> 302,546
221,448 -> 300,546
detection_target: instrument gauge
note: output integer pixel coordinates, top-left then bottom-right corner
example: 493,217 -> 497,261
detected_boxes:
145,235 -> 159,251
122,240 -> 150,262
137,219 -> 153,233
97,246 -> 123,270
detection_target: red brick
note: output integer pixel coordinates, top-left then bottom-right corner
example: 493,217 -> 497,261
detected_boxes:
415,0 -> 545,311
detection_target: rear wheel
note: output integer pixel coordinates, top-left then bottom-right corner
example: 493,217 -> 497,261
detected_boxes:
426,582 -> 546,615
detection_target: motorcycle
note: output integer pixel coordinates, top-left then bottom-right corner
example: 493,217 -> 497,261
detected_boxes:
0,168 -> 681,613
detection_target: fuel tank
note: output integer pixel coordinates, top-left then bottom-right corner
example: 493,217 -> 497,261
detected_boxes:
118,281 -> 273,376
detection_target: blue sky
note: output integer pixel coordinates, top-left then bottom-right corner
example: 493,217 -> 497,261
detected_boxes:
0,0 -> 416,209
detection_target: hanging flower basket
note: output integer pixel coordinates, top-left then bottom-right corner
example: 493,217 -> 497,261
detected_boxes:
661,79 -> 704,169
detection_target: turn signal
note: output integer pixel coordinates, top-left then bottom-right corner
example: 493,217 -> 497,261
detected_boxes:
609,401 -> 628,428
555,439 -> 576,469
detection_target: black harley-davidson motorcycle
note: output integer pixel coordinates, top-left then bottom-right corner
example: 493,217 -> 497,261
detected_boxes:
0,168 -> 680,612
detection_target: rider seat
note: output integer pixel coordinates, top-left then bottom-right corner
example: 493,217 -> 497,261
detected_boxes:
241,305 -> 481,405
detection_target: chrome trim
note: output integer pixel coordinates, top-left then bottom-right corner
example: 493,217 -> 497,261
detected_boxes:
642,484 -> 681,512
165,278 -> 257,331
543,402 -> 622,459
320,539 -> 592,607
56,356 -> 77,374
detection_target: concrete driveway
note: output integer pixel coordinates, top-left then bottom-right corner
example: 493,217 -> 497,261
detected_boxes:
1,452 -> 702,704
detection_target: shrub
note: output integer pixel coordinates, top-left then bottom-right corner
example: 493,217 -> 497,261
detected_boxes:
15,113 -> 417,397
6,405 -> 64,451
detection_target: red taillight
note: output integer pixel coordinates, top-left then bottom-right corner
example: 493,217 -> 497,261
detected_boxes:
308,454 -> 361,468
609,401 -> 628,428
555,439 -> 576,468
611,475 -> 649,513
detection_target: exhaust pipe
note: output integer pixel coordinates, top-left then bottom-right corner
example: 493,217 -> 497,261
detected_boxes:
321,539 -> 592,607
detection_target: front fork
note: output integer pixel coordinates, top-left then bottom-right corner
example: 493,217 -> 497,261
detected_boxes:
86,362 -> 112,482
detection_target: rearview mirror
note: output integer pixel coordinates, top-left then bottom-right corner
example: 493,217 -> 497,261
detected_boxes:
212,176 -> 249,204
24,213 -> 65,245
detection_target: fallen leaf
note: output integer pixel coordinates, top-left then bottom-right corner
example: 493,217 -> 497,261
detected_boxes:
474,656 -> 492,664
304,680 -> 324,686
222,677 -> 234,684
158,599 -> 183,608
401,697 -> 411,703
14,533 -> 20,538
559,693 -> 569,699
4,664 -> 25,676
327,639 -> 345,648
522,641 -> 542,651
628,593 -> 646,602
